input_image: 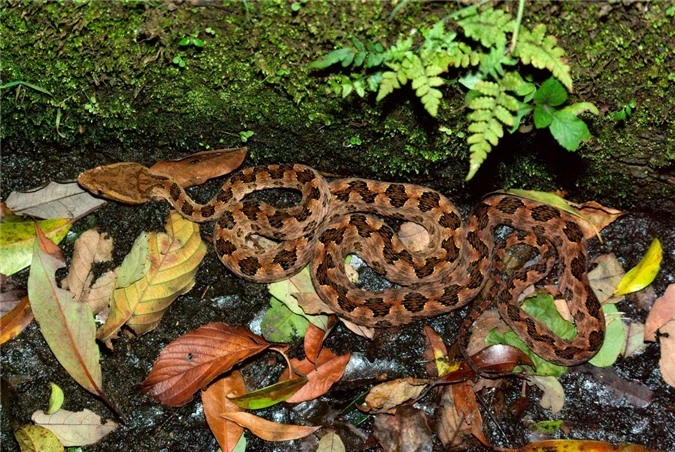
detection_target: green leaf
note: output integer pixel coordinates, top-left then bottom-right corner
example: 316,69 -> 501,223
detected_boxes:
534,78 -> 568,107
267,265 -> 329,330
47,383 -> 64,415
179,37 -> 190,46
533,104 -> 554,128
115,232 -> 150,287
508,101 -> 534,133
588,304 -> 626,367
549,110 -> 591,151
522,293 -> 577,341
228,377 -> 308,410
0,80 -> 53,96
261,297 -> 309,343
457,7 -> 513,48
614,238 -> 662,296
376,71 -> 400,101
0,218 -> 71,276
561,102 -> 599,117
486,330 -> 567,377
308,48 -> 356,70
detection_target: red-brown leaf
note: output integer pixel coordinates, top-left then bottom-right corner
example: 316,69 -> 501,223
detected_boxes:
286,353 -> 350,403
304,323 -> 327,364
452,381 -> 489,447
201,372 -> 247,452
143,323 -> 269,406
220,412 -> 319,442
422,325 -> 450,378
0,295 -> 33,345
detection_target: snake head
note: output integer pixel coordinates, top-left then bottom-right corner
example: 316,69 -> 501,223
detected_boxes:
78,162 -> 159,204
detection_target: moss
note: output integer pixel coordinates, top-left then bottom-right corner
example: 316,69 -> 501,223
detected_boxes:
2,1 -> 674,208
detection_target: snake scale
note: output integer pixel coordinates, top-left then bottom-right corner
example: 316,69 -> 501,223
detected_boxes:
79,162 -> 605,366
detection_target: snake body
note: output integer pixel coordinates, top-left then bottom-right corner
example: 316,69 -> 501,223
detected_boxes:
79,162 -> 605,366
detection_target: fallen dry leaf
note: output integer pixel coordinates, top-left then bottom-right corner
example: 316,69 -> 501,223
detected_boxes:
316,431 -> 346,452
452,381 -> 489,447
623,322 -> 647,358
304,323 -> 328,364
292,292 -> 335,315
27,225 -> 106,403
645,284 -> 675,342
373,406 -> 432,452
202,372 -> 247,452
659,320 -> 675,387
437,386 -> 469,447
362,378 -> 429,413
286,353 -> 350,403
85,270 -> 116,316
422,324 -> 452,378
466,308 -> 509,356
31,409 -> 117,447
98,211 -> 206,340
528,375 -> 565,415
588,254 -> 625,304
220,411 -> 319,442
229,378 -> 308,410
14,425 -> 63,452
6,181 -> 106,220
143,323 -> 269,407
61,229 -> 113,302
339,318 -> 375,338
520,439 -> 652,451
0,295 -> 33,345
149,147 -> 247,188
1,274 -> 27,315
570,200 -> 623,240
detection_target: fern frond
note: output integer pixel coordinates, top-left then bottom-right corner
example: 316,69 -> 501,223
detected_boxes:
457,7 -> 513,49
515,24 -> 573,92
465,80 -> 519,180
377,71 -> 401,101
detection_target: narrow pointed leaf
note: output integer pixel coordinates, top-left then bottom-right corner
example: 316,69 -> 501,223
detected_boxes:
0,295 -> 33,344
614,238 -> 662,296
221,412 -> 320,441
28,225 -> 104,399
229,377 -> 308,410
143,323 -> 270,407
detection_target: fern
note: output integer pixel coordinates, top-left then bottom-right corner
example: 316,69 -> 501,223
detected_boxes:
514,24 -> 573,91
465,80 -> 520,180
457,7 -> 514,49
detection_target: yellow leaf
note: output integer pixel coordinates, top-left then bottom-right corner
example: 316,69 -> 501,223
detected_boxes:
614,238 -> 662,296
14,425 -> 64,452
0,217 -> 71,276
97,211 -> 206,340
46,383 -> 64,415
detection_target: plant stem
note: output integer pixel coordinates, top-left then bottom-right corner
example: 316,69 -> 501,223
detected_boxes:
510,0 -> 526,53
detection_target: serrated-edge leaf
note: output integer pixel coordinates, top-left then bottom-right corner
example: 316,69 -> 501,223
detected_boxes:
515,25 -> 573,91
615,238 -> 662,296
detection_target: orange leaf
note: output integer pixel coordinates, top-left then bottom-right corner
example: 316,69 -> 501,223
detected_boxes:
220,411 -> 319,442
0,295 -> 33,345
149,147 -> 247,188
201,372 -> 246,452
422,325 -> 451,378
304,323 -> 327,364
520,439 -> 652,451
286,353 -> 350,403
571,200 -> 624,240
143,323 -> 269,406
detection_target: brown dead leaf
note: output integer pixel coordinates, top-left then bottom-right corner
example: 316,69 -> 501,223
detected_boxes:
85,270 -> 116,315
397,222 -> 429,252
0,296 -> 33,345
6,181 -> 106,220
1,274 -> 27,315
286,353 -> 351,403
340,318 -> 375,338
570,200 -> 623,240
452,381 -> 488,447
528,375 -> 565,415
304,323 -> 328,364
317,431 -> 346,452
61,230 -> 113,302
645,284 -> 675,342
373,406 -> 432,452
292,292 -> 335,315
422,325 -> 452,378
466,309 -> 508,356
437,386 -> 469,447
201,372 -> 247,452
588,254 -> 626,304
578,364 -> 653,407
31,408 -> 117,446
362,378 -> 429,413
658,320 -> 675,387
220,411 -> 319,442
143,323 -> 269,407
623,322 -> 647,358
149,147 -> 247,188
521,439 -> 653,451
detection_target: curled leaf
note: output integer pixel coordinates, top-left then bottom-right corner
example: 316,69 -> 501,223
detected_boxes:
46,383 -> 64,415
615,238 -> 662,296
202,372 -> 246,452
143,323 -> 269,407
362,378 -> 429,413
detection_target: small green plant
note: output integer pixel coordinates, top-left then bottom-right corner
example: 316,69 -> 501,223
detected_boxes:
172,55 -> 186,68
179,35 -> 204,48
309,3 -> 597,180
239,130 -> 254,143
610,100 -> 636,122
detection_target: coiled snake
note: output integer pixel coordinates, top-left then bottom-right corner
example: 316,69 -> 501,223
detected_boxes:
79,163 -> 604,366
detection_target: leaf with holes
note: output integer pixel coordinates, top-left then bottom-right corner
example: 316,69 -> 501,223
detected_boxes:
143,323 -> 270,407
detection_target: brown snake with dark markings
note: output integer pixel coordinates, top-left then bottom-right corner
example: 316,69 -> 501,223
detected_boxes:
79,162 -> 605,366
